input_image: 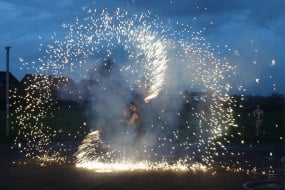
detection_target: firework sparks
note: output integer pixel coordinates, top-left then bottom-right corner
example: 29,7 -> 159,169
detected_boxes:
10,2 -> 279,175
75,130 -> 207,173
13,6 -> 238,170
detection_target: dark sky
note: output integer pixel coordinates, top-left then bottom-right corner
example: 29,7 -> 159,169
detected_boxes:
1,0 -> 284,95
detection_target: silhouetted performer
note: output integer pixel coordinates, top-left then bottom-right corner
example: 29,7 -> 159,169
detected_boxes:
117,101 -> 145,148
253,105 -> 264,139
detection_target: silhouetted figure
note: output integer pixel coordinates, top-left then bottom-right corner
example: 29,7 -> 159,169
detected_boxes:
253,105 -> 264,140
117,101 -> 145,149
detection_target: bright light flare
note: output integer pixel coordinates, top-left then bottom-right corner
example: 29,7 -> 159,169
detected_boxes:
76,160 -> 207,173
144,92 -> 159,103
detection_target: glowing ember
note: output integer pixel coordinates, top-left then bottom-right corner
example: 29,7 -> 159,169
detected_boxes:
270,59 -> 276,66
144,92 -> 159,103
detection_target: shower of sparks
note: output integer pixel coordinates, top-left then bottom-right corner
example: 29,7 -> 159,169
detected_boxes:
75,130 -> 208,173
10,2 -> 281,174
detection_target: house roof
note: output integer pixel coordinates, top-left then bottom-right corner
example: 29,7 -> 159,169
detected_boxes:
0,71 -> 20,84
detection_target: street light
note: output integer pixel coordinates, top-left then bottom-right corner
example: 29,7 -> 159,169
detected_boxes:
5,46 -> 11,137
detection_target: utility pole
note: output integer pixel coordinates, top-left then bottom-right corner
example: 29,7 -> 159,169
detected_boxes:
5,46 -> 11,137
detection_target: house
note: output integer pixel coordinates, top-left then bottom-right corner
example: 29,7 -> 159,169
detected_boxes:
0,71 -> 20,89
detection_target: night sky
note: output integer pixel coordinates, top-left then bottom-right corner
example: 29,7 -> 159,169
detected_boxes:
0,0 -> 284,95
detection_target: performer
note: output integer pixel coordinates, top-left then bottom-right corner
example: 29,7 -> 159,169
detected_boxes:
117,101 -> 145,148
253,105 -> 264,139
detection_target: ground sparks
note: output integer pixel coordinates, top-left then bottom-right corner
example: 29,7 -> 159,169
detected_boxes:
76,160 -> 207,173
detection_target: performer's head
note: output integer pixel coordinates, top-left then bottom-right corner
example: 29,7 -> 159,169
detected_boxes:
130,101 -> 138,111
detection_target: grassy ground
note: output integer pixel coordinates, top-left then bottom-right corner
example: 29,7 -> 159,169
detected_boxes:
0,106 -> 91,142
229,110 -> 285,143
1,107 -> 284,143
42,106 -> 91,141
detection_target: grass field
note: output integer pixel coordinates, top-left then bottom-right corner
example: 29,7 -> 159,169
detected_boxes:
0,106 -> 284,143
0,106 -> 91,142
228,110 -> 285,143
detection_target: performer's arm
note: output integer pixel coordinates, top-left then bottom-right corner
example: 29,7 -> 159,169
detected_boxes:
117,113 -> 138,125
